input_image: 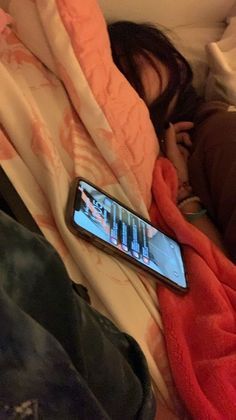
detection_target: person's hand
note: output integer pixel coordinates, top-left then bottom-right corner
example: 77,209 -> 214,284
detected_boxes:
164,121 -> 194,202
174,121 -> 193,161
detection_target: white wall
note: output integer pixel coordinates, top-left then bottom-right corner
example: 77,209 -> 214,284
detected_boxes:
98,0 -> 235,27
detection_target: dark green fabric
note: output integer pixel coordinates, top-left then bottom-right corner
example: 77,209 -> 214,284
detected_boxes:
0,211 -> 156,419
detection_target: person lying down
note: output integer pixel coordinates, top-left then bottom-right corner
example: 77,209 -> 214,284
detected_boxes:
108,21 -> 236,261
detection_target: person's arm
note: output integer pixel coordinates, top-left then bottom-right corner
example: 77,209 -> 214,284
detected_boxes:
164,122 -> 226,253
179,197 -> 226,252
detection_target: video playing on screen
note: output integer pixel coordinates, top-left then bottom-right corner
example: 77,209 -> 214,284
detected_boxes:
73,180 -> 187,288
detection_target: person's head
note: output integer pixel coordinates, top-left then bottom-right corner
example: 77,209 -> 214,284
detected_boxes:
108,21 -> 199,138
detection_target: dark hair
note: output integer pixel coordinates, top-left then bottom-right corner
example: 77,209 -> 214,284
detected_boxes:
108,21 -> 200,138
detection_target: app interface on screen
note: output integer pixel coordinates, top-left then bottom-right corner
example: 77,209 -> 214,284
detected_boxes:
73,181 -> 187,288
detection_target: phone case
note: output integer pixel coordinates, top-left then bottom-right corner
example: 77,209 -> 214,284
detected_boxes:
66,177 -> 189,294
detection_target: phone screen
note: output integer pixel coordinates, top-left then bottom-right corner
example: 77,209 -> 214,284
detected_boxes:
72,180 -> 187,290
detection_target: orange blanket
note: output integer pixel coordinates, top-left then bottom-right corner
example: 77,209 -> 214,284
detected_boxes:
1,1 -> 236,418
151,157 -> 236,419
0,2 -> 175,416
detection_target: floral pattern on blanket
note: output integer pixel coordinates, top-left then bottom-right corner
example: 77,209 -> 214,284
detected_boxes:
0,2 -> 178,417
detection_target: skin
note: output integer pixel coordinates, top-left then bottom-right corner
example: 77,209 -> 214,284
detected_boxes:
138,54 -> 193,172
141,56 -> 226,253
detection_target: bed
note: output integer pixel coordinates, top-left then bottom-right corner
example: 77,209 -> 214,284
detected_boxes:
0,1 -> 236,419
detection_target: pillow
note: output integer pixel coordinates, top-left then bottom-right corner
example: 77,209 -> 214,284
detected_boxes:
98,0 -> 235,27
166,23 -> 226,95
98,0 -> 235,94
205,4 -> 236,104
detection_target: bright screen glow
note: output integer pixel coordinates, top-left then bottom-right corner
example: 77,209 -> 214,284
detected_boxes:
73,180 -> 187,289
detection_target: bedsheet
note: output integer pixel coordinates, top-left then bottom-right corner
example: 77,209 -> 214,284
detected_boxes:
1,1 -> 236,419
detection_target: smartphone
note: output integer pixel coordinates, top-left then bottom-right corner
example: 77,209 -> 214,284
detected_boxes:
66,178 -> 189,293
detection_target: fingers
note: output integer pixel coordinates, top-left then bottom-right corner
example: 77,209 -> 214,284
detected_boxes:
164,123 -> 189,181
176,132 -> 192,147
164,122 -> 178,160
165,124 -> 192,154
178,144 -> 190,162
171,121 -> 194,133
170,121 -> 193,148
